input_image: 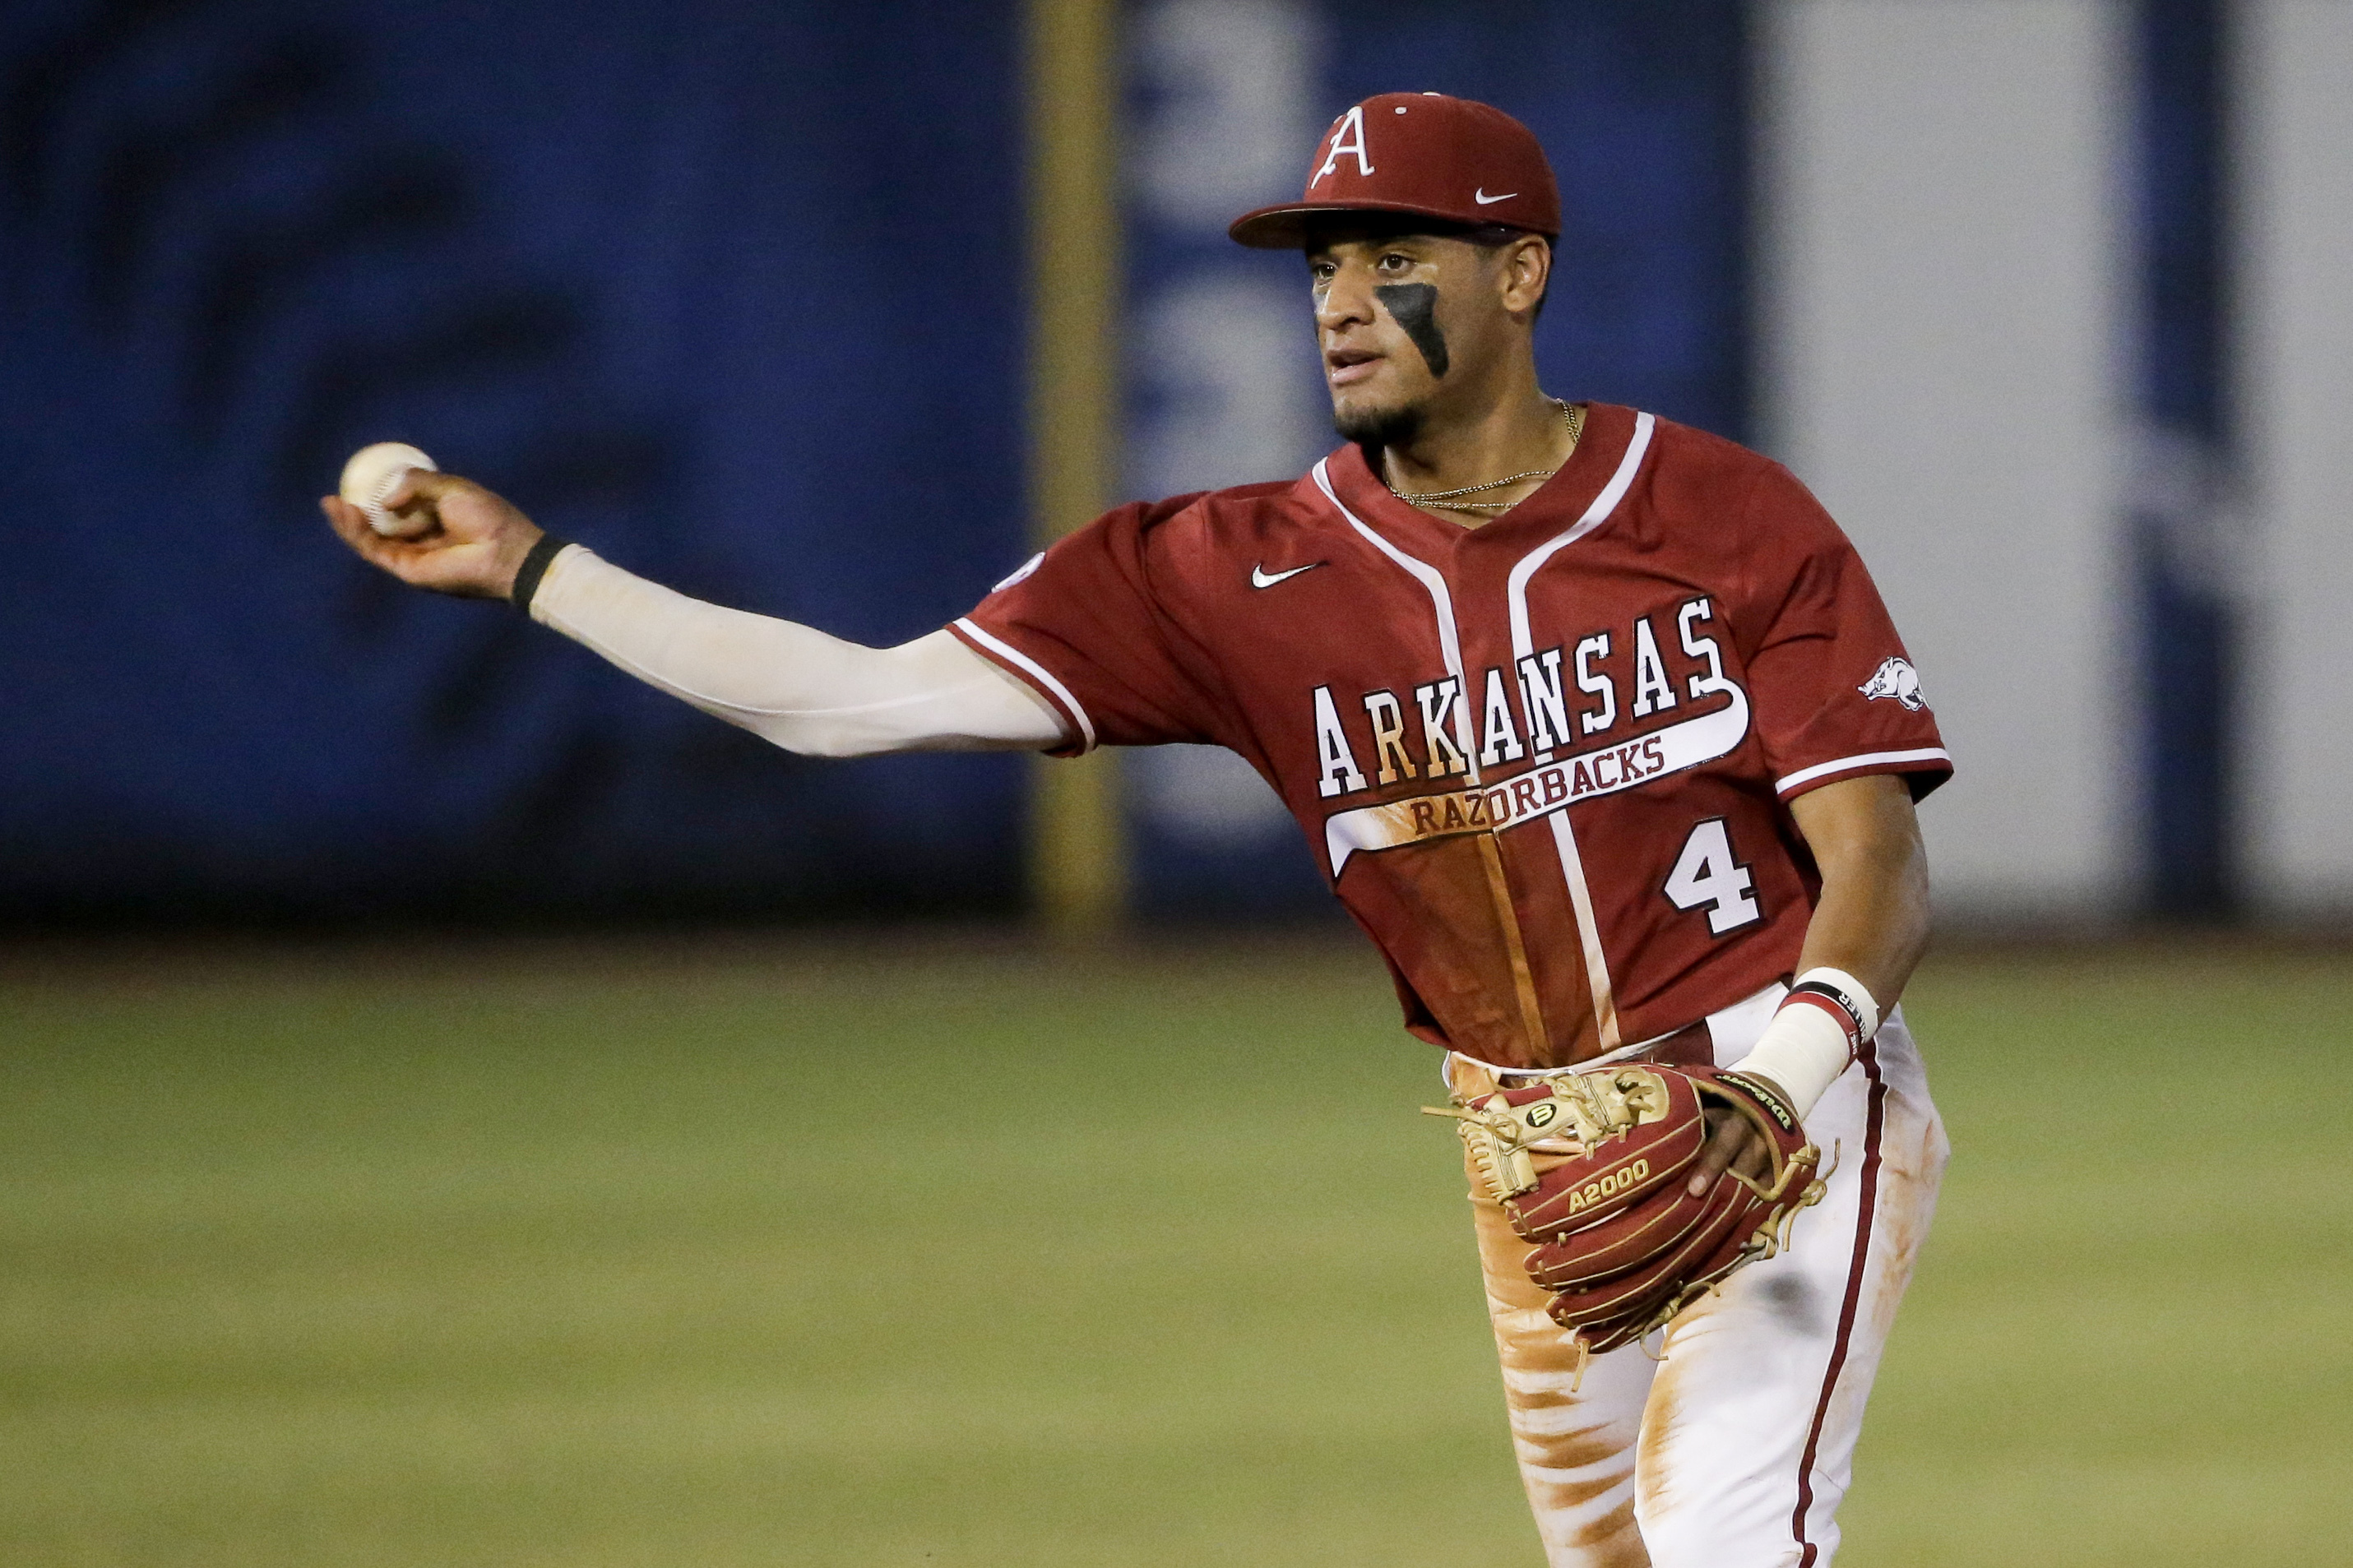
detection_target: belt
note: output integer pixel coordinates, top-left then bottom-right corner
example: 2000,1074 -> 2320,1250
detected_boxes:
1452,1018 -> 1715,1088
1621,1019 -> 1713,1068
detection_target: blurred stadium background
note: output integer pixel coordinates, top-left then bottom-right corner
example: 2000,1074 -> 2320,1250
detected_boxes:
2,1 -> 2348,1563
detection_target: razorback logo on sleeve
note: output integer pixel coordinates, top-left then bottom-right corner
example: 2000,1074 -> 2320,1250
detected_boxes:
1857,656 -> 1927,712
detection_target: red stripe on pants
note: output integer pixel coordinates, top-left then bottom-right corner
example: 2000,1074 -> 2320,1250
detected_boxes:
1792,1039 -> 1887,1566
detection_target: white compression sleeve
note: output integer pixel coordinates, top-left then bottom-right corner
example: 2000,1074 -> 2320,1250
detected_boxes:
526,545 -> 1069,757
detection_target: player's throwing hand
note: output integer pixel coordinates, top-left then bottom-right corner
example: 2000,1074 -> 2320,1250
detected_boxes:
321,468 -> 546,602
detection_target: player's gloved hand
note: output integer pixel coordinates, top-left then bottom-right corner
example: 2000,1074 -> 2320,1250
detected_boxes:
321,471 -> 545,601
1428,1062 -> 1828,1360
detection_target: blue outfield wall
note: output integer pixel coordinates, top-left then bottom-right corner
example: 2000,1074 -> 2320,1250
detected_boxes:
2128,0 -> 2235,918
0,0 -> 1031,923
0,0 -> 1749,927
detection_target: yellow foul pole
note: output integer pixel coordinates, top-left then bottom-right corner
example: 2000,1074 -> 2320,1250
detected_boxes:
1023,0 -> 1125,937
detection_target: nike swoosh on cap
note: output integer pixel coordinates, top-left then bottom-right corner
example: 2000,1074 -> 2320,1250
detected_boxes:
1252,562 -> 1324,589
1473,188 -> 1517,204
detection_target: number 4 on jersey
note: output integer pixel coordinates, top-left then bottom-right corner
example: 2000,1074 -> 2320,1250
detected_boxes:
1663,817 -> 1762,935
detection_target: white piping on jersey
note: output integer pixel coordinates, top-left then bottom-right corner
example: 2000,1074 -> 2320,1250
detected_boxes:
1506,411 -> 1656,658
1505,410 -> 1657,1057
1309,460 -> 1480,779
952,617 -> 1099,752
1775,745 -> 1952,796
1542,814 -> 1619,1050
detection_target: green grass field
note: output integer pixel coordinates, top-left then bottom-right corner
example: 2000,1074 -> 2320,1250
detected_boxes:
2,934 -> 2348,1566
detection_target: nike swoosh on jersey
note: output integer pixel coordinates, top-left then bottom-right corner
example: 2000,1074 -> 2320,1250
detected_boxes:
1251,562 -> 1324,589
1473,188 -> 1517,204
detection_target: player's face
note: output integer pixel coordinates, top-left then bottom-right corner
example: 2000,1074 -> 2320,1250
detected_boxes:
1305,223 -> 1534,445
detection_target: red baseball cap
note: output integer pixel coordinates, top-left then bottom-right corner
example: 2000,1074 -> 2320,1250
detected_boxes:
1228,92 -> 1561,249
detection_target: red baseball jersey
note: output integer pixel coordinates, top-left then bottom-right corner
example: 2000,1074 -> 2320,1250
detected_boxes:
952,405 -> 1950,1070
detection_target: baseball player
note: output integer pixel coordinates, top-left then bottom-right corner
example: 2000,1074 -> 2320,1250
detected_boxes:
326,94 -> 1950,1568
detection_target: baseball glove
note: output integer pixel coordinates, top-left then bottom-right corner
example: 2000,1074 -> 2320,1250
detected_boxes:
1427,1063 -> 1827,1359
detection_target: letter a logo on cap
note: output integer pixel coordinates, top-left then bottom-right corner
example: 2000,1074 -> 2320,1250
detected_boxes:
1312,105 -> 1374,187
1228,93 -> 1561,250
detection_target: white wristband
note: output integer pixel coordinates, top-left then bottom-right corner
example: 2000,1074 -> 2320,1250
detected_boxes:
1786,965 -> 1880,1043
1728,969 -> 1882,1120
1729,1004 -> 1852,1120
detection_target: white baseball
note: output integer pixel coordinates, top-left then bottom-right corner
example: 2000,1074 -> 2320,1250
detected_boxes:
339,442 -> 439,538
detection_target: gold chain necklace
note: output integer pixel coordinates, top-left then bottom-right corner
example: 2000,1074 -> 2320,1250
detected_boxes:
1392,400 -> 1586,515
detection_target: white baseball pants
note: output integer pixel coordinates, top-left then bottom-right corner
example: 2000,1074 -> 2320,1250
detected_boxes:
1447,985 -> 1949,1568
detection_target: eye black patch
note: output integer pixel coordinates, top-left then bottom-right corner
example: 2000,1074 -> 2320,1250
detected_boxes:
1374,283 -> 1448,377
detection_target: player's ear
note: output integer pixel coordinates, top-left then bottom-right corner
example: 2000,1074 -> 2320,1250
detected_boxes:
1498,234 -> 1550,321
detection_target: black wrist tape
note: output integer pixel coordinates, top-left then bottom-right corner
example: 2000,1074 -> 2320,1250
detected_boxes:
510,534 -> 571,616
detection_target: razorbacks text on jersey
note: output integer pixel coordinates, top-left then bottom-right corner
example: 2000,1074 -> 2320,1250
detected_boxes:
952,403 -> 1951,1070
